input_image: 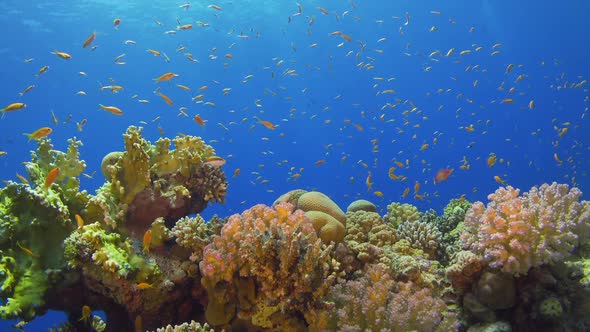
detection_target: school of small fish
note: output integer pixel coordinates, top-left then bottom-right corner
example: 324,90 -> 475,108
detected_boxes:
1,2 -> 588,211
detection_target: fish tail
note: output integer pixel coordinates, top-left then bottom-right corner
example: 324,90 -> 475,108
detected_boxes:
23,133 -> 33,142
0,110 -> 5,120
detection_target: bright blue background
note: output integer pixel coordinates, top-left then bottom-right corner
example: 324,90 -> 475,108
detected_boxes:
1,0 -> 589,329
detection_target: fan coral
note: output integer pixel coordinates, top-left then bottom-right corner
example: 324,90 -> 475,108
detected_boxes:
199,203 -> 337,328
461,183 -> 590,275
309,264 -> 458,331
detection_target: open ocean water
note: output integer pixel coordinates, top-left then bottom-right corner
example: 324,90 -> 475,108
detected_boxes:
0,0 -> 589,331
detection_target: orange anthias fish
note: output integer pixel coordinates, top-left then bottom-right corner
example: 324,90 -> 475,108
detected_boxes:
75,214 -> 85,229
99,104 -> 123,115
434,168 -> 453,184
113,18 -> 121,28
51,51 -> 72,60
157,92 -> 174,106
45,167 -> 60,189
83,31 -> 96,48
258,119 -> 276,130
1,102 -> 26,118
136,282 -> 153,290
143,229 -> 152,253
194,115 -> 205,126
24,127 -> 52,142
79,305 -> 91,323
154,72 -> 179,82
204,156 -> 226,167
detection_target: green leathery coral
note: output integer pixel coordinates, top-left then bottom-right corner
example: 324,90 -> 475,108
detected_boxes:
0,138 -> 88,320
64,222 -> 138,278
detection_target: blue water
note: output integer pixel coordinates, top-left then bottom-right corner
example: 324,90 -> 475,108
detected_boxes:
1,0 -> 589,329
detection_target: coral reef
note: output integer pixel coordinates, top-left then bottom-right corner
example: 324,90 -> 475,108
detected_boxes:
199,203 -> 338,328
461,183 -> 590,275
87,126 -> 227,232
2,135 -> 589,332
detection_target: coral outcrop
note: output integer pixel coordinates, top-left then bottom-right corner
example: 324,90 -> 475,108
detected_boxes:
461,183 -> 590,275
199,203 -> 338,328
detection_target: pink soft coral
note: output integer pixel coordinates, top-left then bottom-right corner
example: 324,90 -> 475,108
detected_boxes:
461,182 -> 590,275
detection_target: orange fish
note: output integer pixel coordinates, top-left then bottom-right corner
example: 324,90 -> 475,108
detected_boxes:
314,159 -> 326,166
433,169 -> 453,184
113,18 -> 121,28
208,4 -> 223,10
494,175 -> 505,184
143,229 -> 152,253
1,102 -> 26,118
75,214 -> 85,229
147,49 -> 161,56
98,104 -> 124,115
487,154 -> 497,167
233,168 -> 241,177
177,24 -> 193,30
17,241 -> 38,258
342,34 -> 352,42
83,31 -> 96,48
79,305 -> 91,323
136,282 -> 152,290
194,115 -> 205,126
402,187 -> 410,198
258,120 -> 276,130
51,51 -> 72,60
154,72 -> 179,82
204,156 -> 226,167
24,127 -> 52,142
157,92 -> 174,106
413,181 -> 420,194
45,167 -> 60,189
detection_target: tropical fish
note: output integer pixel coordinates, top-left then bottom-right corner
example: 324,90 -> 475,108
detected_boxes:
154,72 -> 179,82
434,169 -> 453,184
24,127 -> 52,142
204,156 -> 226,167
45,167 -> 60,189
71,213 -> 84,230
1,102 -> 26,118
82,31 -> 96,48
143,229 -> 152,253
51,51 -> 72,59
98,104 -> 123,115
136,282 -> 153,290
79,305 -> 91,323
